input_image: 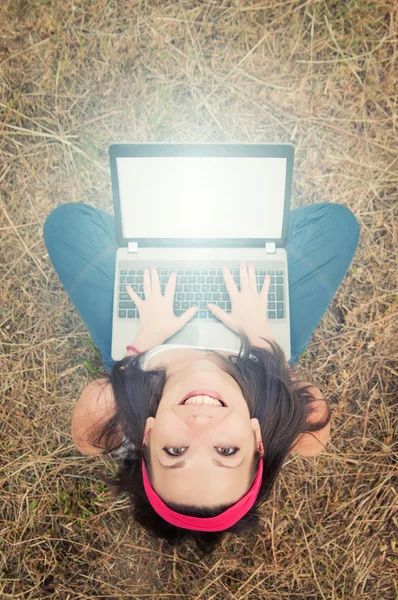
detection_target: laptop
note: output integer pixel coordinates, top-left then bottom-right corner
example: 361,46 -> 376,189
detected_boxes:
110,142 -> 293,362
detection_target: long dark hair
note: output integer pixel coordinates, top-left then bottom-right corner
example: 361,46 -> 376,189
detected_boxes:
89,331 -> 332,556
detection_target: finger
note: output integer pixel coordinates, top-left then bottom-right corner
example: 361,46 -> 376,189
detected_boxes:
207,303 -> 233,327
165,271 -> 177,299
177,305 -> 198,328
126,284 -> 141,306
150,266 -> 161,295
222,265 -> 238,297
240,261 -> 249,292
260,274 -> 271,300
248,263 -> 257,292
143,268 -> 151,299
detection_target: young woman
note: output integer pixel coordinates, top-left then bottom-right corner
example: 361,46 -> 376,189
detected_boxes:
43,201 -> 360,555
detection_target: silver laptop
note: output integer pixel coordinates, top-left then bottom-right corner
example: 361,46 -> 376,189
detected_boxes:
110,142 -> 293,362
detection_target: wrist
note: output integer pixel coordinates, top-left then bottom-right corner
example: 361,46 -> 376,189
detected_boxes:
126,333 -> 160,356
250,333 -> 276,351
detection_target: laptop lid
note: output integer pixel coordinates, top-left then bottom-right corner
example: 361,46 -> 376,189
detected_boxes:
109,142 -> 294,249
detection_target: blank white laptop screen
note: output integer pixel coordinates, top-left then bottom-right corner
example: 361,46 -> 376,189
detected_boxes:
116,156 -> 287,239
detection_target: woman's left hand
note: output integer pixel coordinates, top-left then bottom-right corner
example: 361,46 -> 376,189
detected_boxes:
126,267 -> 198,346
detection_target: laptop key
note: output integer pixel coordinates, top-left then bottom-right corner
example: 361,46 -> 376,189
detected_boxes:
268,311 -> 276,319
127,310 -> 135,318
204,293 -> 212,301
199,302 -> 207,309
182,301 -> 189,309
119,302 -> 135,309
195,293 -> 204,300
276,287 -> 284,301
119,310 -> 126,318
199,310 -> 208,318
276,303 -> 284,318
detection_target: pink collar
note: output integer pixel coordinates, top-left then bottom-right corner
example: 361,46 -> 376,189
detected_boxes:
142,458 -> 263,532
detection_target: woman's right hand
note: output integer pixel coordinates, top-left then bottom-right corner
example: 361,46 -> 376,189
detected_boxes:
207,261 -> 274,343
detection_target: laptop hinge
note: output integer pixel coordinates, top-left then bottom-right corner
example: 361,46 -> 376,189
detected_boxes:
265,242 -> 276,254
128,242 -> 138,254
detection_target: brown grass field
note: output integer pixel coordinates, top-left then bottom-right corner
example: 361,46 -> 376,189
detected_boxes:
1,0 -> 397,598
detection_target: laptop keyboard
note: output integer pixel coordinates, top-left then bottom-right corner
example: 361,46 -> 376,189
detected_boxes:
118,267 -> 286,320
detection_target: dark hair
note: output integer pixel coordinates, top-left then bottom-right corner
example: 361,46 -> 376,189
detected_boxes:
89,331 -> 332,556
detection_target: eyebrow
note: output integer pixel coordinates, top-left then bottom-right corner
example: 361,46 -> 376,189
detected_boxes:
158,457 -> 245,470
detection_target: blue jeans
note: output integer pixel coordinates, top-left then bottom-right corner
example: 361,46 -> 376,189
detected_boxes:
43,202 -> 360,373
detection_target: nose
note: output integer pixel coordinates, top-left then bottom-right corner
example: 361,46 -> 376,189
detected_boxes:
184,413 -> 220,428
189,414 -> 211,424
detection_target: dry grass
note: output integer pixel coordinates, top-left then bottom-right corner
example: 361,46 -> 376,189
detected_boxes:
1,0 -> 397,598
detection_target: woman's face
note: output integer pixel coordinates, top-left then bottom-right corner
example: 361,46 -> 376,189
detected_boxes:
143,354 -> 263,507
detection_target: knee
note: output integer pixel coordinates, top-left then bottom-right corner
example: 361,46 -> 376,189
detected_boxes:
43,203 -> 83,243
325,203 -> 360,249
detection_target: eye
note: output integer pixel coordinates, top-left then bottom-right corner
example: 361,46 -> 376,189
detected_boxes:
163,447 -> 239,457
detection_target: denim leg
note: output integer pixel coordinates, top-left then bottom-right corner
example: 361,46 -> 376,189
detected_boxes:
286,202 -> 360,366
43,202 -> 117,373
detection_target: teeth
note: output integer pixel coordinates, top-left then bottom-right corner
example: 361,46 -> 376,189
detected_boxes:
184,395 -> 223,406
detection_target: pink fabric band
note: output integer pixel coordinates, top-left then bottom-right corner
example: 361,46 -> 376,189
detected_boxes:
141,458 -> 263,532
126,345 -> 141,354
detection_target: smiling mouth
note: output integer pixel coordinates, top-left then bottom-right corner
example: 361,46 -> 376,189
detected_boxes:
182,398 -> 225,407
179,390 -> 227,406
